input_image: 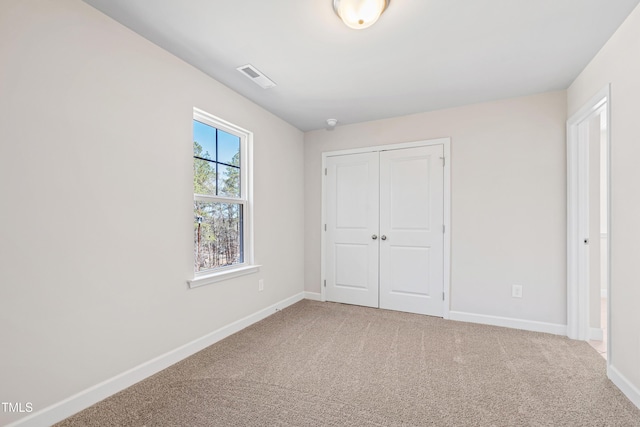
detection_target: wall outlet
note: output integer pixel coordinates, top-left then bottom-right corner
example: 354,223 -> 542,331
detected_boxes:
512,285 -> 523,298
258,279 -> 264,292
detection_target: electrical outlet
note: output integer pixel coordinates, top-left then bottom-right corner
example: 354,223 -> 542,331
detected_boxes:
258,279 -> 264,292
512,285 -> 523,298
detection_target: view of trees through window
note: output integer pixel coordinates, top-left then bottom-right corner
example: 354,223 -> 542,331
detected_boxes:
193,120 -> 243,272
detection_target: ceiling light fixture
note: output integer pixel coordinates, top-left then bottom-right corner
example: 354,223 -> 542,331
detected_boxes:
333,0 -> 390,30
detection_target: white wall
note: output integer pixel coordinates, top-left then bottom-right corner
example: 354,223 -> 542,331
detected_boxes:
568,2 -> 640,406
0,0 -> 304,424
305,91 -> 567,326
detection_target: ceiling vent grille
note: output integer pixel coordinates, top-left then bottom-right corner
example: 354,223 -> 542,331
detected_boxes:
236,64 -> 276,89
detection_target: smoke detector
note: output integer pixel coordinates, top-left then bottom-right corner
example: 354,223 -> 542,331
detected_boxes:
236,64 -> 276,89
327,118 -> 338,127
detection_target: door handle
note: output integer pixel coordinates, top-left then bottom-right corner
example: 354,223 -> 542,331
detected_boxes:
372,234 -> 378,240
381,235 -> 387,240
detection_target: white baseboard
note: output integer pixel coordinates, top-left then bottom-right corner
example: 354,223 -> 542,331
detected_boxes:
449,311 -> 567,336
7,292 -> 306,427
589,327 -> 604,341
304,291 -> 323,301
608,364 -> 640,410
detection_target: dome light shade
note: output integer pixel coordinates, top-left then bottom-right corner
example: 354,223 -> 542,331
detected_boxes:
333,0 -> 390,30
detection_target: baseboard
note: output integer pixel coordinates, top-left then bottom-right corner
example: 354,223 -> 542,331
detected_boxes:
304,291 -> 323,301
608,365 -> 640,410
449,311 -> 567,336
589,327 -> 604,341
6,292 -> 306,427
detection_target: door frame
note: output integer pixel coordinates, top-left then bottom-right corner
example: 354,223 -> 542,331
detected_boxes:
566,84 -> 610,361
320,137 -> 451,319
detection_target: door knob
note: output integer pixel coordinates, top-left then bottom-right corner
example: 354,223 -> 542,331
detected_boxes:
372,234 -> 378,240
381,235 -> 387,240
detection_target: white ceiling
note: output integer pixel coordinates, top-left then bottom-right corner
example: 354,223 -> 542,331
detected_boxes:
82,0 -> 640,131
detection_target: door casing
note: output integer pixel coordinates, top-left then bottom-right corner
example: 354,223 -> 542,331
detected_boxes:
321,138 -> 451,319
566,84 -> 611,363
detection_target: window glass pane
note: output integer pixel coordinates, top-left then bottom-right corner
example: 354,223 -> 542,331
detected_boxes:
194,158 -> 216,195
218,164 -> 240,198
217,129 -> 240,166
193,120 -> 216,161
194,201 -> 243,272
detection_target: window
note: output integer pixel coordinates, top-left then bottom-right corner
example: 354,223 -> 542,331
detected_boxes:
189,108 -> 257,288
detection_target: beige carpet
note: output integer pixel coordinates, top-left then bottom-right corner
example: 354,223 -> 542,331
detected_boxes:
58,300 -> 640,426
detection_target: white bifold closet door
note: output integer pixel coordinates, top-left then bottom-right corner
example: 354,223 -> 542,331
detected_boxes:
325,145 -> 444,316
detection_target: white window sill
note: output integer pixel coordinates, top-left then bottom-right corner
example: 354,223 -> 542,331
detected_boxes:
188,264 -> 261,289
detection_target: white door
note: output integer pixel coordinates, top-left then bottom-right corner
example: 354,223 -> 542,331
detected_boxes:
379,146 -> 444,316
325,145 -> 445,316
325,152 -> 379,308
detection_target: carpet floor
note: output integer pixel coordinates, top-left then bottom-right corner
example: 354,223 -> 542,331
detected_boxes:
57,300 -> 640,426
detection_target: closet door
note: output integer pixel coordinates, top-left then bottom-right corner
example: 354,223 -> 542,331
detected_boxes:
325,152 -> 379,308
379,146 -> 444,316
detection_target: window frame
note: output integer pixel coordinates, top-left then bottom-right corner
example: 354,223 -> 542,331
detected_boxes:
188,108 -> 258,288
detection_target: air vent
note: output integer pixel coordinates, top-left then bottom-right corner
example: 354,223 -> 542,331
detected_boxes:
236,64 -> 276,89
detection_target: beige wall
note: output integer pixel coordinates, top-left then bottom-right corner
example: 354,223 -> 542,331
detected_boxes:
568,2 -> 640,403
0,0 -> 304,424
305,91 -> 567,325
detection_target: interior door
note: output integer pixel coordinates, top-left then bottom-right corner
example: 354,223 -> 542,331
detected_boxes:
378,146 -> 444,316
325,152 -> 379,308
324,145 -> 445,316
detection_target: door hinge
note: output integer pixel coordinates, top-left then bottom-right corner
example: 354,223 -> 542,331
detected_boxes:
324,224 -> 327,231
324,280 -> 327,287
442,224 -> 445,233
440,156 -> 445,167
442,292 -> 445,301
325,168 -> 327,176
